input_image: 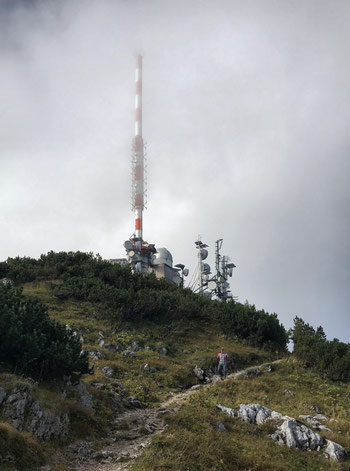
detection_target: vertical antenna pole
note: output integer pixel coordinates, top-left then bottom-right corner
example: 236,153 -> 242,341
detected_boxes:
198,245 -> 203,294
134,54 -> 144,245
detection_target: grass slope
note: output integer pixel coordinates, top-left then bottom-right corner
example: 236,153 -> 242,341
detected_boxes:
0,280 -> 274,470
1,278 -> 348,470
131,360 -> 350,471
21,281 -> 274,402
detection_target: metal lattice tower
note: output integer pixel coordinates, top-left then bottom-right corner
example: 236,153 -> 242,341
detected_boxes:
132,54 -> 146,246
118,55 -> 188,286
214,239 -> 236,301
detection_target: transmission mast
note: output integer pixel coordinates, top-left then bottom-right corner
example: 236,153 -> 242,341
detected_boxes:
194,238 -> 211,296
214,239 -> 236,301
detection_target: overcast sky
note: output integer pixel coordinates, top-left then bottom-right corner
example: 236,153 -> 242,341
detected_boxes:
1,0 -> 349,342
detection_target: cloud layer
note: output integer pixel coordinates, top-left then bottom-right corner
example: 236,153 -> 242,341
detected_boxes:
1,0 -> 350,341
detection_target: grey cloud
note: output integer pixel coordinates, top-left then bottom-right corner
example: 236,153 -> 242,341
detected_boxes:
1,0 -> 349,341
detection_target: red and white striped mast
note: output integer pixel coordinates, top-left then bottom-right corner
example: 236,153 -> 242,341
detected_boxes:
133,54 -> 145,251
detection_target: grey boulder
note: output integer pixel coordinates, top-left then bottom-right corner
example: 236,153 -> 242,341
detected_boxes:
193,365 -> 205,381
271,419 -> 324,451
88,350 -> 103,361
324,439 -> 346,461
217,421 -> 227,433
217,404 -> 234,417
237,404 -> 285,425
102,366 -> 115,377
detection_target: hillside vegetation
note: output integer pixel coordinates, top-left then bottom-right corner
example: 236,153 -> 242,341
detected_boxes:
0,252 -> 288,355
0,251 -> 349,470
131,360 -> 350,471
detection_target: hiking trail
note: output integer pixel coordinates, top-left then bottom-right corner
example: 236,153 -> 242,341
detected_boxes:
71,360 -> 281,471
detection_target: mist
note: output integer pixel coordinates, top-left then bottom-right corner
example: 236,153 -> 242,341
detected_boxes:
1,0 -> 349,342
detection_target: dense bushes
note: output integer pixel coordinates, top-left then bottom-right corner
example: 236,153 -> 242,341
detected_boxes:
0,283 -> 90,381
0,251 -> 178,291
52,274 -> 287,351
0,251 -> 108,284
0,251 -> 288,352
219,301 -> 288,352
291,317 -> 350,381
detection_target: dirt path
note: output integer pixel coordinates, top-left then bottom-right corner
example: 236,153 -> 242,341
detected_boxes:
73,360 -> 281,471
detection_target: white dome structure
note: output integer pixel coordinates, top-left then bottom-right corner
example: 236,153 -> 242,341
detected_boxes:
152,248 -> 173,267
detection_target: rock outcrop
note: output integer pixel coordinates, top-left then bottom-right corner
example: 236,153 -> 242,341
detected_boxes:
217,405 -> 234,417
298,414 -> 331,432
76,382 -> 94,410
217,403 -> 346,461
271,419 -> 324,451
26,401 -> 69,440
88,350 -> 104,361
102,366 -> 115,377
237,404 -> 285,425
1,383 -> 69,440
324,439 -> 346,461
193,365 -> 205,381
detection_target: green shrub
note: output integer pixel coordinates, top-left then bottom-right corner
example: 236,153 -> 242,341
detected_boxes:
0,283 -> 90,381
291,316 -> 350,381
0,252 -> 288,353
219,301 -> 288,352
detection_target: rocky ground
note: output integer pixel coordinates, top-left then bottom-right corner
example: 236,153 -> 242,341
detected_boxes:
55,361 -> 284,471
51,359 -> 346,471
2,359 -> 347,471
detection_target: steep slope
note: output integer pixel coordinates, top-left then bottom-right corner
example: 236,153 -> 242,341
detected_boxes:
1,252 -> 348,471
0,254 -> 278,471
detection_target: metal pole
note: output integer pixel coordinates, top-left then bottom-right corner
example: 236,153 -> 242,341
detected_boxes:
198,246 -> 202,294
134,54 -> 144,247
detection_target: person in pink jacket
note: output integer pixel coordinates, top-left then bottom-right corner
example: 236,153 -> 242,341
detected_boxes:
217,347 -> 228,379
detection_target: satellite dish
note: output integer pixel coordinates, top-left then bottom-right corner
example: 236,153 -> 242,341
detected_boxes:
175,263 -> 185,270
208,280 -> 217,290
200,248 -> 208,260
183,268 -> 189,277
124,240 -> 133,250
202,263 -> 211,274
128,250 -> 135,257
173,273 -> 182,285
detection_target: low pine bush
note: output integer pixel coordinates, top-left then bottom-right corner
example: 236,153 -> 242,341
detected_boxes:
291,316 -> 350,381
1,251 -> 288,353
0,283 -> 90,381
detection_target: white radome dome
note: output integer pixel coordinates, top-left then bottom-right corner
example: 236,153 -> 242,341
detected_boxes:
152,248 -> 173,267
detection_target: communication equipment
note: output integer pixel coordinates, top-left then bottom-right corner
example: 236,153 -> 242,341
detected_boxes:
193,237 -> 236,301
124,240 -> 133,250
202,263 -> 211,274
208,280 -> 217,290
200,248 -> 208,260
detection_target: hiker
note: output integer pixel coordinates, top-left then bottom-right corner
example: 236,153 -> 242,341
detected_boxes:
217,347 -> 228,379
